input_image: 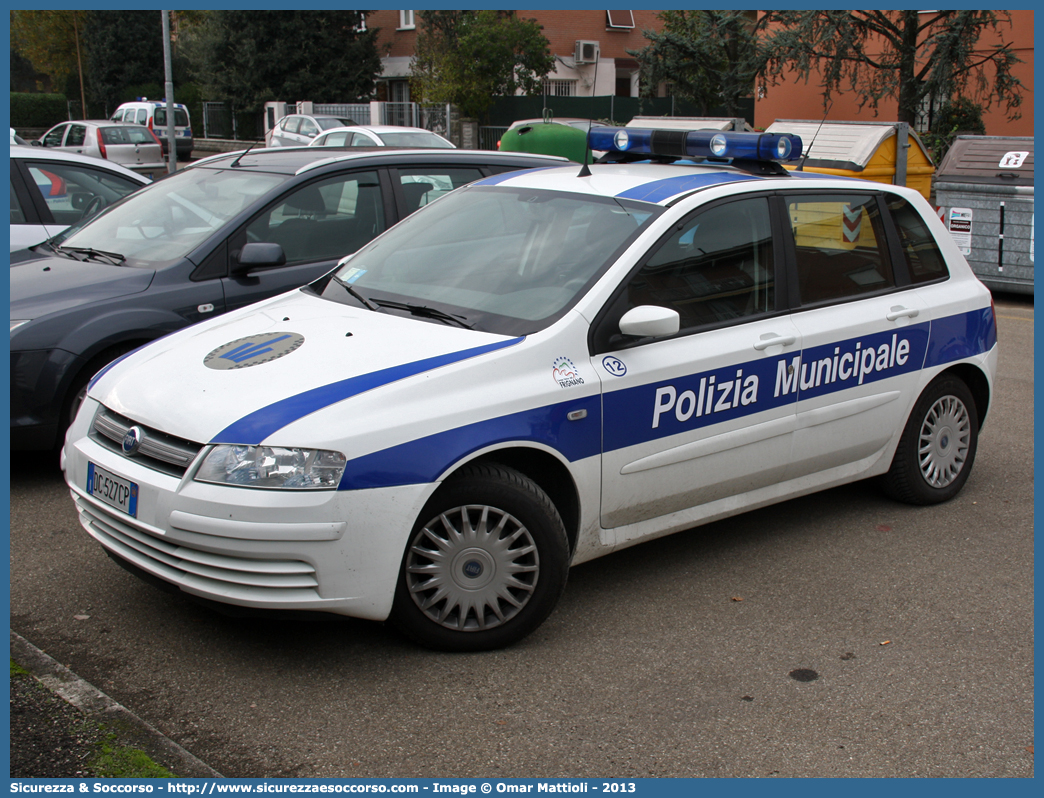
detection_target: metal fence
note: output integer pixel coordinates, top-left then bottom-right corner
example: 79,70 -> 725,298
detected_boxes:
314,103 -> 372,124
479,126 -> 509,151
202,101 -> 237,140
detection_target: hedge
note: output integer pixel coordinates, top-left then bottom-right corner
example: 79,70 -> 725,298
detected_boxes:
11,93 -> 68,128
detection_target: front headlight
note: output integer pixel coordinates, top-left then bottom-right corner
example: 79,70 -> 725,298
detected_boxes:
11,319 -> 31,333
195,445 -> 347,490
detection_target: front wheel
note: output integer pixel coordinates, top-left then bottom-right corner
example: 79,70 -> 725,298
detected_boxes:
390,463 -> 569,651
881,375 -> 979,505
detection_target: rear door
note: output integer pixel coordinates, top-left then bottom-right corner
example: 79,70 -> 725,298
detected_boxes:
780,191 -> 930,481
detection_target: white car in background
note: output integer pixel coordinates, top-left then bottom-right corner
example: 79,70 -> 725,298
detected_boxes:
32,120 -> 166,178
9,146 -> 150,252
309,125 -> 455,149
265,114 -> 356,147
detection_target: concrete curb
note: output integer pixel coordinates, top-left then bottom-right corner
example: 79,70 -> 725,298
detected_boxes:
10,631 -> 224,778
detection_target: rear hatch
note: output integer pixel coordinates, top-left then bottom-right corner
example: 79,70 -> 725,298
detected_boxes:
153,106 -> 193,144
98,126 -> 164,170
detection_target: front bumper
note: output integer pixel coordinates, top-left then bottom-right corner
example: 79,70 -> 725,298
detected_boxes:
64,400 -> 433,621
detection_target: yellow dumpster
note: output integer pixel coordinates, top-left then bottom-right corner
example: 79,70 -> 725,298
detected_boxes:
764,120 -> 935,200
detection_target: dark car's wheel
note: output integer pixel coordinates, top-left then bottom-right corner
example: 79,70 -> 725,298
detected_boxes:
881,375 -> 979,505
390,463 -> 569,652
59,344 -> 138,449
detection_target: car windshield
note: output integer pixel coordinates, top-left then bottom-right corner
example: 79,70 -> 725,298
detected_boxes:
54,166 -> 289,268
376,131 -> 453,148
323,185 -> 661,335
318,118 -> 354,130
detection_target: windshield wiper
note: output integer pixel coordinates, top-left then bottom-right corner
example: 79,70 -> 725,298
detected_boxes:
330,275 -> 380,311
57,246 -> 126,266
373,299 -> 473,329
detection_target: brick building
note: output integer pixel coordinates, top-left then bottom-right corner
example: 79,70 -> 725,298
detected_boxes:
753,10 -> 1034,137
365,10 -> 664,102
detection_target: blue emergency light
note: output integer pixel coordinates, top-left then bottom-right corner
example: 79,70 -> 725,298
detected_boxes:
589,127 -> 803,163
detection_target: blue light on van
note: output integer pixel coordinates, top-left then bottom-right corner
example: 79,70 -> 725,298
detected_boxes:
589,128 -> 803,162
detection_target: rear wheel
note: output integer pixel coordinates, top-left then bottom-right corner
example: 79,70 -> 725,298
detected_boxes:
882,375 -> 979,505
390,463 -> 569,651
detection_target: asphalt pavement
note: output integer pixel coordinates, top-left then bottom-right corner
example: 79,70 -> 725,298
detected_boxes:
8,295 -> 1034,778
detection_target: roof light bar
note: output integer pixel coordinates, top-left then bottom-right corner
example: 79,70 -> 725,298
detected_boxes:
589,127 -> 803,162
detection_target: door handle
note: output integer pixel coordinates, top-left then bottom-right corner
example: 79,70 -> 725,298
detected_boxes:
753,333 -> 797,350
886,306 -> 920,321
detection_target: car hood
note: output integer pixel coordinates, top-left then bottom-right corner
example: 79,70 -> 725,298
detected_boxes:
10,256 -> 154,319
91,289 -> 517,446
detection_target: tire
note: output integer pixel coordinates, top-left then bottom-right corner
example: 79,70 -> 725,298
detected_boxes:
881,375 -> 979,505
390,463 -> 570,652
58,344 -> 138,449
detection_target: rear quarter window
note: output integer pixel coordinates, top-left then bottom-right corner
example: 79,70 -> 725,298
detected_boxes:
885,194 -> 950,284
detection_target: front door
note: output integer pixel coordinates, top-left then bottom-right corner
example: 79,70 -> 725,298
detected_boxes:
596,196 -> 801,534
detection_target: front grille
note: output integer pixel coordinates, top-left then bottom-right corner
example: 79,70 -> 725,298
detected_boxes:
74,494 -> 321,599
90,407 -> 203,477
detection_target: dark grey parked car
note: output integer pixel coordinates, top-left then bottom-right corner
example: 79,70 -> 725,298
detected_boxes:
10,146 -> 568,450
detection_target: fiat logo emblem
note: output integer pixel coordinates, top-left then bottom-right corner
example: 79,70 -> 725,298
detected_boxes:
122,426 -> 144,455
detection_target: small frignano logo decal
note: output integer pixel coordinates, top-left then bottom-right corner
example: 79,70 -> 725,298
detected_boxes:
552,356 -> 584,388
204,332 -> 305,370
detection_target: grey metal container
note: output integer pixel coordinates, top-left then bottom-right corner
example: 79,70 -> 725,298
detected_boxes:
934,135 -> 1034,294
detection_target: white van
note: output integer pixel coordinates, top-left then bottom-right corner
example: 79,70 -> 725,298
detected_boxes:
112,99 -> 194,159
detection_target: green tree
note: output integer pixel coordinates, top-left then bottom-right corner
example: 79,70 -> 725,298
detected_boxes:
83,11 -> 165,114
629,10 -> 759,118
756,11 -> 1024,126
10,10 -> 89,107
411,10 -> 554,121
192,10 -> 380,111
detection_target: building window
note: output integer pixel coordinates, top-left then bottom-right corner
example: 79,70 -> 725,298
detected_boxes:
607,11 -> 635,29
399,10 -> 415,30
543,80 -> 577,97
355,14 -> 366,32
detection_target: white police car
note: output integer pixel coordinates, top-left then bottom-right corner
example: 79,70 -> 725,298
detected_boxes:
63,128 -> 998,651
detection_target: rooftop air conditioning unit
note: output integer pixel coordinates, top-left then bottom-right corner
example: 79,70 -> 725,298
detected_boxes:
575,40 -> 600,64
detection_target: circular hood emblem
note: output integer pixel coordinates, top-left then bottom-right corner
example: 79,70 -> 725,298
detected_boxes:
204,332 -> 305,370
122,426 -> 144,455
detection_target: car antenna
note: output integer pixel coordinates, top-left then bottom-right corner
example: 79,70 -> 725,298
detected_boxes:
577,120 -> 593,177
796,101 -> 831,172
230,140 -> 260,168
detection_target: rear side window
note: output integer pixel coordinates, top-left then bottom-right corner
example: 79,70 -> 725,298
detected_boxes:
66,125 -> 86,147
885,195 -> 950,284
397,168 -> 484,213
786,193 -> 895,305
136,108 -> 148,125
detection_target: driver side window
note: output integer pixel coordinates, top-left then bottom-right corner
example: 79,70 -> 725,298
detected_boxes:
623,197 -> 775,332
238,171 -> 386,266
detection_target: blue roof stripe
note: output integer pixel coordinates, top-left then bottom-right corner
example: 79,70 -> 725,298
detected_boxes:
615,172 -> 757,203
473,166 -> 562,186
211,337 -> 524,445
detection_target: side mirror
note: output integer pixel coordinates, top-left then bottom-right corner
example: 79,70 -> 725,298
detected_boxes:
30,140 -> 42,147
619,305 -> 680,339
233,242 -> 286,275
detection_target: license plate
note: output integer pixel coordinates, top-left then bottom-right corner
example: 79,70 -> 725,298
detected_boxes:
87,462 -> 138,517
